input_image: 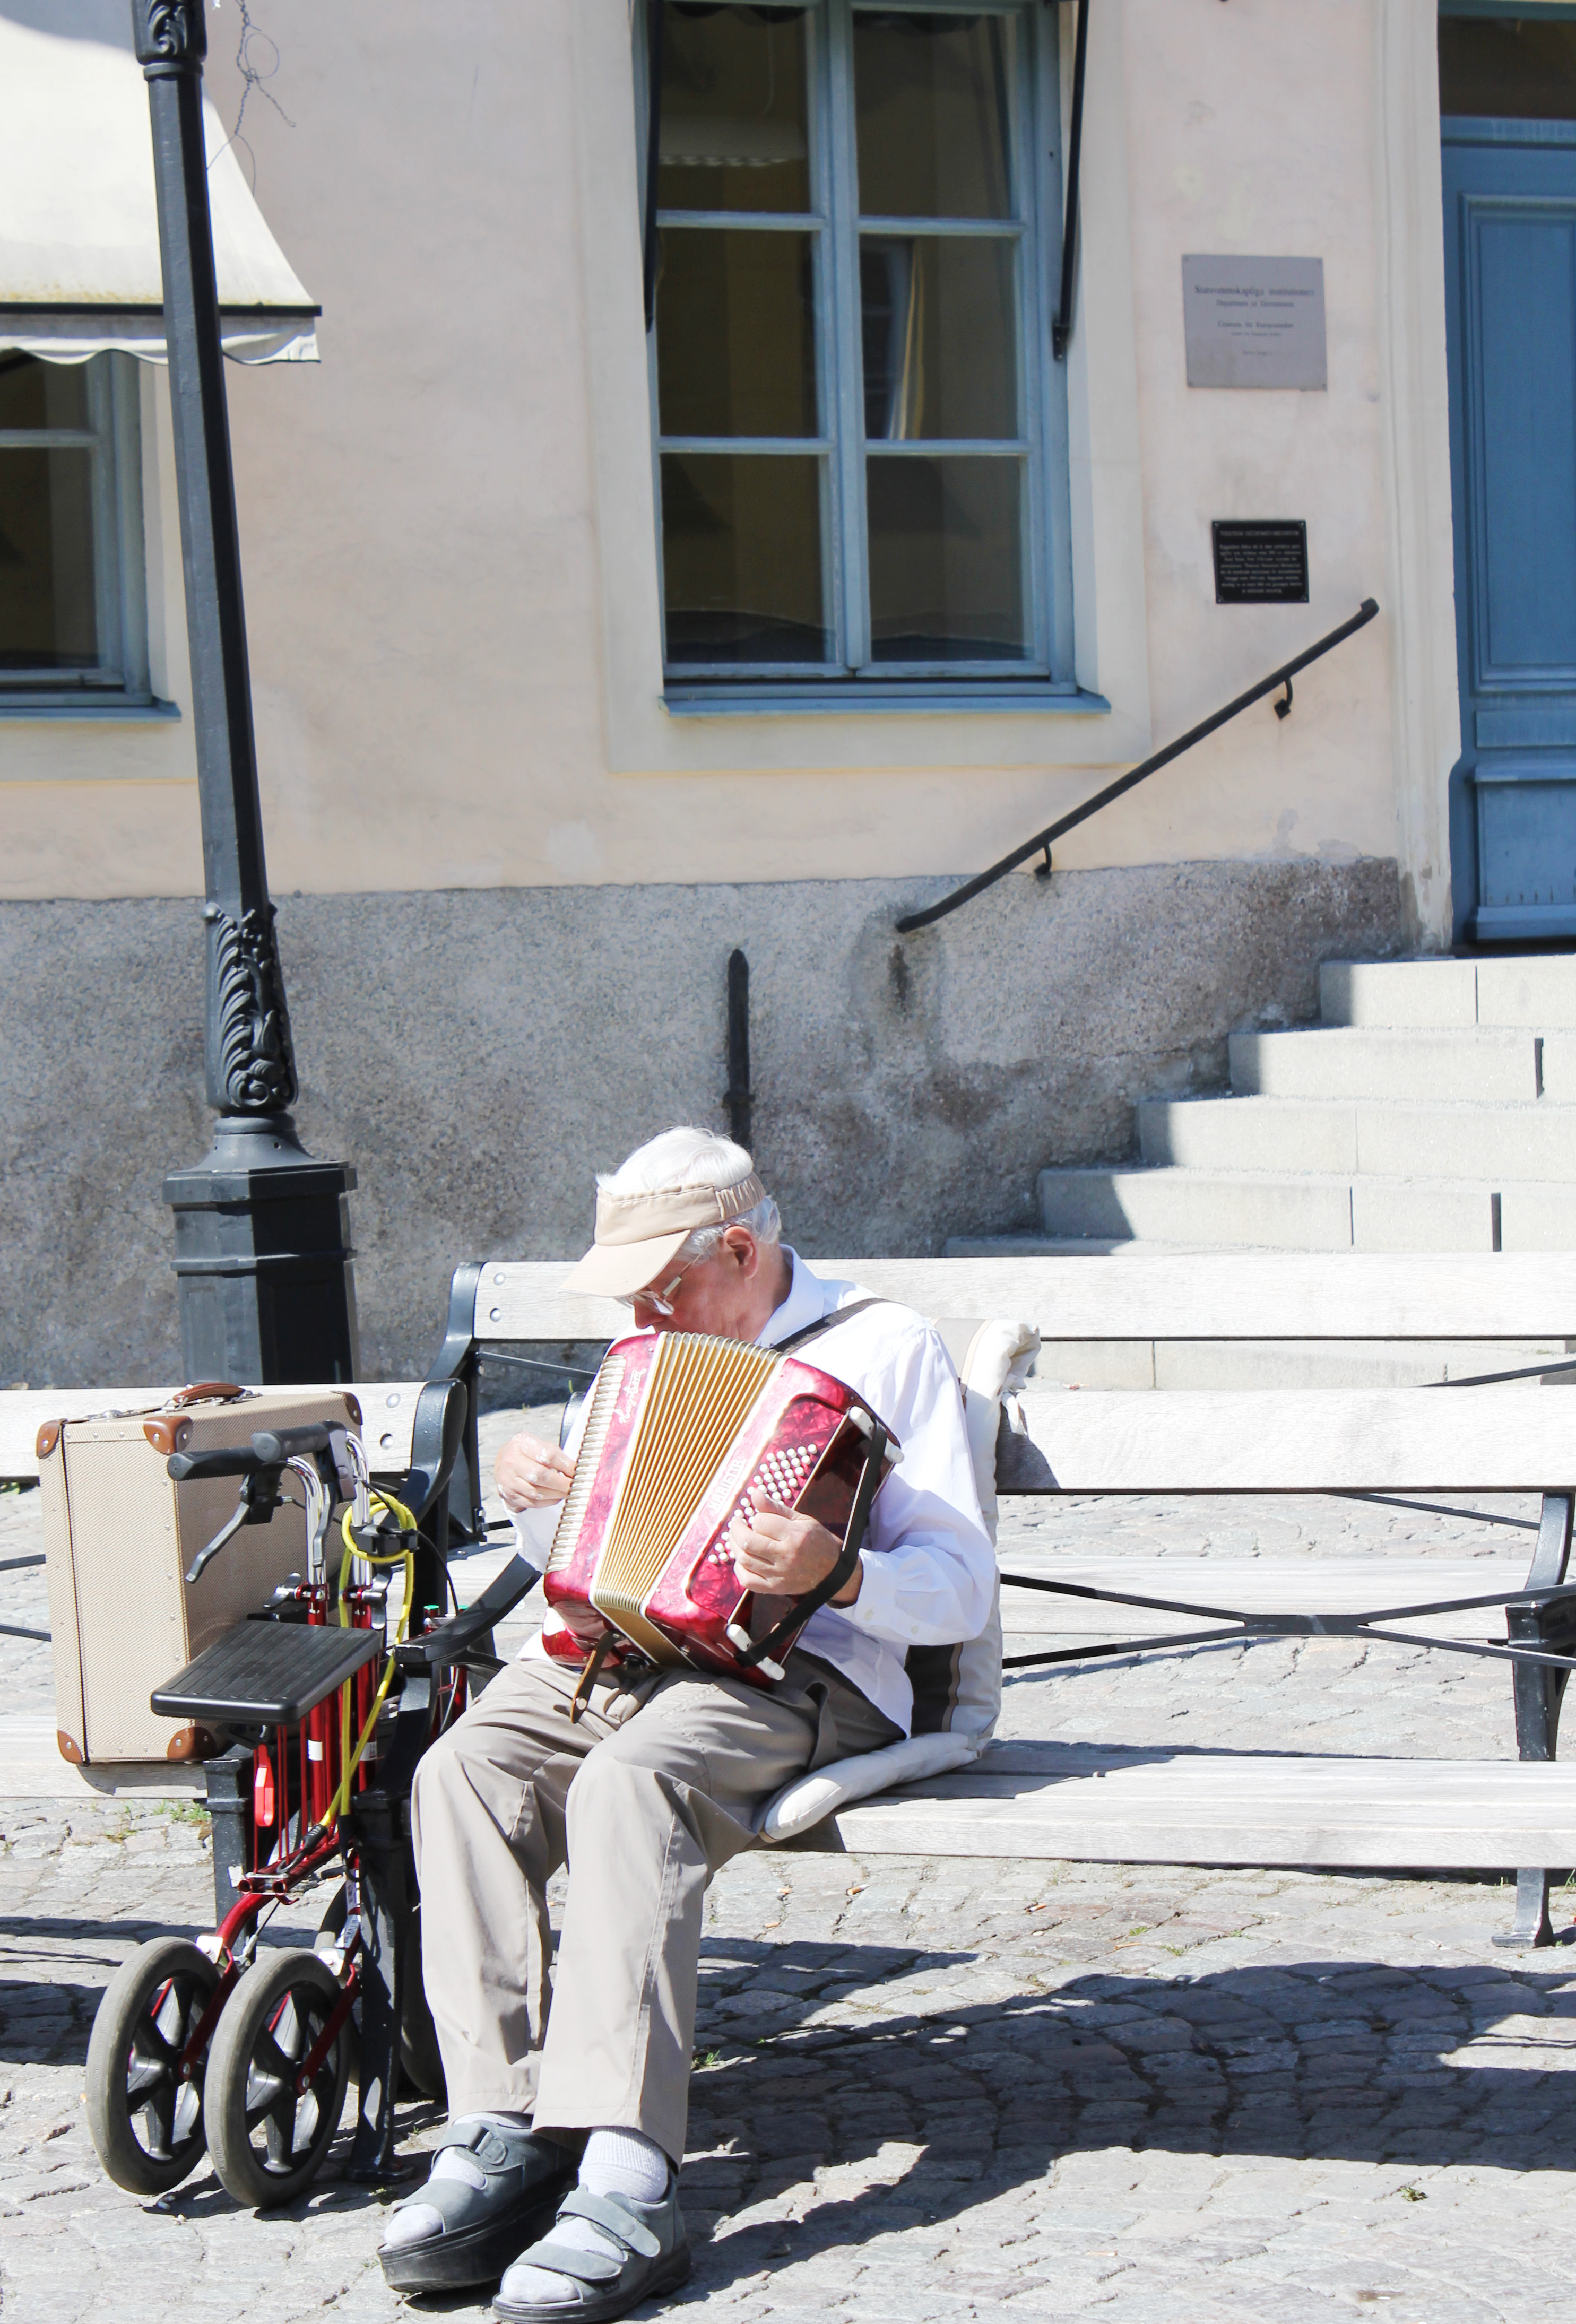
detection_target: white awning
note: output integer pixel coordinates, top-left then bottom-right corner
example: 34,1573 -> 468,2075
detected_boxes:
0,14 -> 318,367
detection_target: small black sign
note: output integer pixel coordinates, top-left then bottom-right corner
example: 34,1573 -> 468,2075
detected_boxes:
1212,519 -> 1309,604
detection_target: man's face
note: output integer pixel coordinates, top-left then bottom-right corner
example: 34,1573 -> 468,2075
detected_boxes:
629,1227 -> 777,1341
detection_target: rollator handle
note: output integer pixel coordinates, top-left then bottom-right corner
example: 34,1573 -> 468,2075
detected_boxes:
167,1445 -> 271,1482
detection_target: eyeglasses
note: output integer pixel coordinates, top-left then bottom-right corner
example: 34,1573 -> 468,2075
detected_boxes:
613,1254 -> 704,1316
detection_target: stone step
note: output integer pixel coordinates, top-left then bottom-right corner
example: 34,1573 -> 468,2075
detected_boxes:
1321,955 -> 1576,1030
1137,1095 -> 1576,1181
1229,1026 -> 1548,1103
1035,1166 -> 1576,1252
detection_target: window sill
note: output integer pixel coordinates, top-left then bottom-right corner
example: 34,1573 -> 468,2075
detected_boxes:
662,684 -> 1112,718
0,696 -> 180,721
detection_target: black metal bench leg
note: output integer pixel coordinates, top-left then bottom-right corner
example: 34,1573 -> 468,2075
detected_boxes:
343,1670 -> 435,2179
1494,1493 -> 1574,1950
202,1745 -> 253,1927
343,1788 -> 410,2180
1499,1867 -> 1556,1950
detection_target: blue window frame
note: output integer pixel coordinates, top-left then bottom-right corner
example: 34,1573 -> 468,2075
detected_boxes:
644,1 -> 1075,703
0,351 -> 151,709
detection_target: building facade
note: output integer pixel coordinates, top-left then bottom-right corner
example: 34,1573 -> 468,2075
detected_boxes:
0,0 -> 1565,1380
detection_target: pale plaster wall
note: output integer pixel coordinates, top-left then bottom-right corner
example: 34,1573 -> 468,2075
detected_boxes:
0,0 -> 1436,906
0,859 -> 1402,1386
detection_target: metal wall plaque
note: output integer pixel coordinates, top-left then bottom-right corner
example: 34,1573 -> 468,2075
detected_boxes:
1213,520 -> 1309,605
1183,255 -> 1327,389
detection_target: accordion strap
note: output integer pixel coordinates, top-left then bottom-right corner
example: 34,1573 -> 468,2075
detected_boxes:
733,1417 -> 889,1673
771,1295 -> 888,1358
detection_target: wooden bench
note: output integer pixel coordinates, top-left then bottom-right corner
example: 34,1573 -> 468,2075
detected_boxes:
421,1252 -> 1576,1949
7,1253 -> 1576,1946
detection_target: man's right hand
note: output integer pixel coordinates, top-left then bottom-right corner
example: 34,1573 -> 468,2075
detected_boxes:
496,1431 -> 575,1513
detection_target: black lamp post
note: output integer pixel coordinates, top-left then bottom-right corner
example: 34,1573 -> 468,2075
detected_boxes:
131,0 -> 360,1385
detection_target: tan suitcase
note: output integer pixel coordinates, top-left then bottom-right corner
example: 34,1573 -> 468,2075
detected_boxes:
37,1386 -> 362,1767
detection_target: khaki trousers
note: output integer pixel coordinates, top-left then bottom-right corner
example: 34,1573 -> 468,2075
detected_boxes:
410,1646 -> 899,2163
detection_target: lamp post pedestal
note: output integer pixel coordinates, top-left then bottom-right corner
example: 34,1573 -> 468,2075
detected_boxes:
165,1117 -> 359,1386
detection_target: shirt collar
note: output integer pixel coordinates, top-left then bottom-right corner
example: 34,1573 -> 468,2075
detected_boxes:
759,1247 -> 835,1347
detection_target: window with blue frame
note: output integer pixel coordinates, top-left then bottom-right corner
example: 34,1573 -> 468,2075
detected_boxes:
647,1 -> 1074,699
0,351 -> 150,708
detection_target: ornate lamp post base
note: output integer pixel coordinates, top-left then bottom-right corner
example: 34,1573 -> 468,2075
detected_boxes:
165,1117 -> 360,1386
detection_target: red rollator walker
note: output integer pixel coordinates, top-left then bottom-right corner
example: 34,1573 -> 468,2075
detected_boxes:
84,1376 -> 536,2208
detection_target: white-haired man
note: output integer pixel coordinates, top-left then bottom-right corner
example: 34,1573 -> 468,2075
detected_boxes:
381,1129 -> 994,2322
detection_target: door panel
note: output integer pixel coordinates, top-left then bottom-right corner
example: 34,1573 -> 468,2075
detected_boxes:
1477,209 -> 1576,680
1445,130 -> 1576,939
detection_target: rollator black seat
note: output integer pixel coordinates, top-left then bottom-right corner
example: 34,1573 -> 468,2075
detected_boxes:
152,1620 -> 385,1728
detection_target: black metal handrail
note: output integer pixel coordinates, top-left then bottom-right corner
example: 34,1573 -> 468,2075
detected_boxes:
895,597 -> 1381,935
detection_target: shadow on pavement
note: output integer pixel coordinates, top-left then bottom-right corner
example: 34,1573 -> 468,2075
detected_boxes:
671,1936 -> 1576,2299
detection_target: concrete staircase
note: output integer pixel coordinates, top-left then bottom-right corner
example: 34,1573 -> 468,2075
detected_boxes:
954,955 -> 1576,1258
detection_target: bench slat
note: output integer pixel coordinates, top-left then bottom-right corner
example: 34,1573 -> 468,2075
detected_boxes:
473,1253 -> 1576,1345
6,1704 -> 1572,1874
1003,1387 -> 1576,1494
0,1384 -> 419,1482
830,1744 -> 1576,1867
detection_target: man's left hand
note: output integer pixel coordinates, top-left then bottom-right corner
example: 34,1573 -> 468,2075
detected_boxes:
728,1493 -> 862,1606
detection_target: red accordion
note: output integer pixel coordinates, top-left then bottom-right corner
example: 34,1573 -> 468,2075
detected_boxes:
541,1330 -> 895,1686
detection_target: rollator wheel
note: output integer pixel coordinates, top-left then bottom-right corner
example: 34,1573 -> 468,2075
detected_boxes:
85,1936 -> 221,2196
205,1948 -> 353,2208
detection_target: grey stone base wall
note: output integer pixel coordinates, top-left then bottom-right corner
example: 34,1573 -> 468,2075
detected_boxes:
0,858 -> 1401,1386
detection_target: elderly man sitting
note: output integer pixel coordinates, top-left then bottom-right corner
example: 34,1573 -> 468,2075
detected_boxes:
380,1127 -> 995,2322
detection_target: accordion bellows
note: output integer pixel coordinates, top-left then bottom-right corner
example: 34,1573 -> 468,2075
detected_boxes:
543,1330 -> 893,1685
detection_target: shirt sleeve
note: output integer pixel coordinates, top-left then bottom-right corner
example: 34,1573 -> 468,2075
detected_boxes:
828,1321 -> 996,1650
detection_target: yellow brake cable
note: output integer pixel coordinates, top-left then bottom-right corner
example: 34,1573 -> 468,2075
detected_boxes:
328,1487 -> 418,1826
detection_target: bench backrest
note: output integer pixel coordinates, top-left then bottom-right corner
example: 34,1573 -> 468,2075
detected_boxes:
8,1253 -> 1570,1487
471,1253 -> 1576,1345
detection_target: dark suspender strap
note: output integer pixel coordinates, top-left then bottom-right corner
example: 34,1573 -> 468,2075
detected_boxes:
772,1296 -> 887,1357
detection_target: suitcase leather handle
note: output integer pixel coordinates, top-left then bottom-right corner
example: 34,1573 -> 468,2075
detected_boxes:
169,1382 -> 246,1409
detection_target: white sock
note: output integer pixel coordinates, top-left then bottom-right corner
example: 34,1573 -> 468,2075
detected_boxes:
579,2128 -> 669,2204
382,2111 -> 536,2249
502,2127 -> 671,2303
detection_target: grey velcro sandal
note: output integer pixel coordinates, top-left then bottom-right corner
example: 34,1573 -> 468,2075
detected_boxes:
492,2179 -> 692,2322
378,2119 -> 579,2293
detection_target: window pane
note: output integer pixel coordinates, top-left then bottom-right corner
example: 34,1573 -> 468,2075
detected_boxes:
659,6 -> 811,215
659,229 -> 818,438
854,11 -> 1017,219
861,234 -> 1017,440
661,452 -> 829,662
1439,21 -> 1576,120
866,454 -> 1026,660
0,354 -> 90,433
0,447 -> 99,670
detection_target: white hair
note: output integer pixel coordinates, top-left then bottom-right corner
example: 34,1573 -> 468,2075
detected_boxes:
599,1125 -> 782,1264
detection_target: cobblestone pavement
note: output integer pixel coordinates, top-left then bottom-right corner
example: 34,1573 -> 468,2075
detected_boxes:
4,1472 -> 1575,2320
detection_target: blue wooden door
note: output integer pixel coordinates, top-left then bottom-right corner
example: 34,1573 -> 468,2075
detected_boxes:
1444,124 -> 1576,939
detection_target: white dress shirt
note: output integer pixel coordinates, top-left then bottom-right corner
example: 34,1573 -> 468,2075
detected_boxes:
514,1248 -> 996,1734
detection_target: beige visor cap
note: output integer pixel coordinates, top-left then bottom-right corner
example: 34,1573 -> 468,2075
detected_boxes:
561,1172 -> 767,1299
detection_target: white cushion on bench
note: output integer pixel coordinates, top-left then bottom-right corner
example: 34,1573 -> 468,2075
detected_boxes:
760,1727 -> 982,1841
759,1316 -> 1038,1844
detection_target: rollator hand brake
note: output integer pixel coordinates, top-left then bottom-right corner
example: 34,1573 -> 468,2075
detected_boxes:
168,1447 -> 289,1584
